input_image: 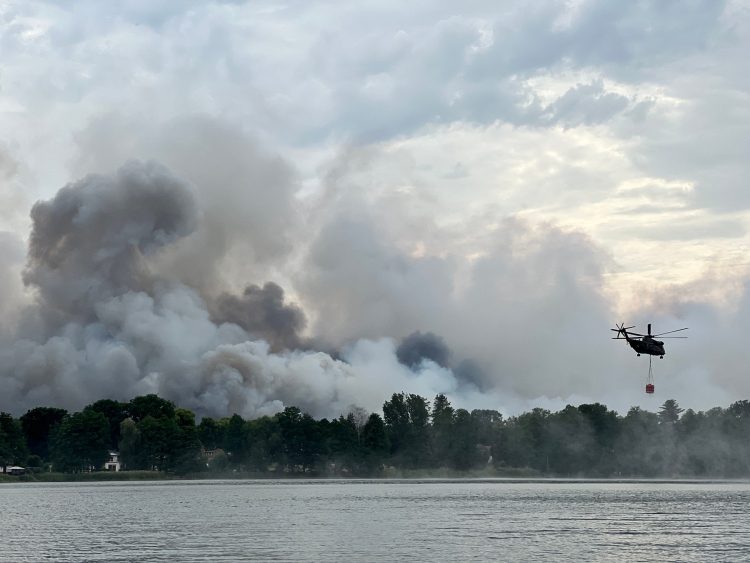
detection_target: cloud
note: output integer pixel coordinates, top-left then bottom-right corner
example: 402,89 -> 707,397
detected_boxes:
542,80 -> 630,127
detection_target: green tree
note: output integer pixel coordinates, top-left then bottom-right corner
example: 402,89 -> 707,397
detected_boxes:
545,405 -> 594,475
728,400 -> 750,419
382,393 -> 410,456
382,392 -> 432,468
20,407 -> 67,460
405,394 -> 431,467
449,408 -> 479,470
471,409 -> 503,446
328,413 -> 362,474
276,407 -> 324,473
87,399 -> 128,450
137,415 -> 180,471
245,416 -> 281,472
431,394 -> 455,466
577,403 -> 619,475
362,413 -> 389,473
224,414 -> 248,464
493,408 -> 550,471
51,410 -> 109,472
658,399 -> 684,424
172,408 -> 203,474
197,417 -> 225,450
128,394 -> 175,422
614,407 -> 662,476
118,417 -> 142,470
0,413 -> 28,468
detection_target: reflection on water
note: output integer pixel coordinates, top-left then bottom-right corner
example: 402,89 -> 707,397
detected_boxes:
1,479 -> 749,562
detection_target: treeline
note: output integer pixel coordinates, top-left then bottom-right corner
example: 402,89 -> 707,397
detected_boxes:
3,393 -> 750,477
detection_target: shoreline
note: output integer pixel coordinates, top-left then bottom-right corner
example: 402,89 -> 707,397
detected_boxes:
4,471 -> 750,485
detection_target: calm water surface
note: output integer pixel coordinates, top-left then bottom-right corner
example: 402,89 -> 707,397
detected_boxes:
1,479 -> 749,561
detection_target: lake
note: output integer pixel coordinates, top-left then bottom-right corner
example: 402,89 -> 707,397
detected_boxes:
1,479 -> 749,561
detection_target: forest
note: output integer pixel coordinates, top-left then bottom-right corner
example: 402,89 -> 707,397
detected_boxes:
2,393 -> 750,478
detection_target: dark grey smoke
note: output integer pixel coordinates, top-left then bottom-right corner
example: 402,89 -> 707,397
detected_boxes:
396,331 -> 451,369
211,282 -> 306,351
23,160 -> 198,329
71,115 -> 301,296
1,159 -> 473,420
453,359 -> 488,392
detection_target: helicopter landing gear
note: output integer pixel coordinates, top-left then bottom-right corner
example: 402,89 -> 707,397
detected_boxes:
637,353 -> 640,357
660,355 -> 663,359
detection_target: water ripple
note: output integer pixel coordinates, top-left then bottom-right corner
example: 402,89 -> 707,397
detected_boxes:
1,480 -> 749,561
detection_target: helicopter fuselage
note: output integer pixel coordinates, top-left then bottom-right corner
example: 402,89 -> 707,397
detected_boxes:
627,336 -> 665,357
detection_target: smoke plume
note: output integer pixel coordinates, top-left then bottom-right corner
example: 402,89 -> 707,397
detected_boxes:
0,159 -> 487,419
396,331 -> 451,369
3,130 -> 747,420
211,282 -> 306,352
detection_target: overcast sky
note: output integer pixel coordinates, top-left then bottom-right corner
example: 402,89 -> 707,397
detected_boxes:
1,0 -> 750,417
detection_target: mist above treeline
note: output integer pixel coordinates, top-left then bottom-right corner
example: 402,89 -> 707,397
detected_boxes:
2,392 -> 750,478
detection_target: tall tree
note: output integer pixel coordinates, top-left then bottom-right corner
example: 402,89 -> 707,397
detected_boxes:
118,418 -> 142,470
172,408 -> 202,474
128,394 -> 176,422
328,414 -> 361,473
449,408 -> 478,470
0,413 -> 28,468
431,394 -> 455,465
362,413 -> 389,473
224,414 -> 248,464
545,405 -> 594,475
20,407 -> 67,460
658,399 -> 684,424
382,393 -> 410,455
87,399 -> 128,450
245,416 -> 281,472
137,415 -> 180,471
51,410 -> 109,472
577,403 -> 619,475
471,409 -> 503,446
405,394 -> 431,467
197,417 -> 225,450
614,407 -> 661,476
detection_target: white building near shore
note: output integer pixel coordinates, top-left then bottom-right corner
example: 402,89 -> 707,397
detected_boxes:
104,452 -> 121,472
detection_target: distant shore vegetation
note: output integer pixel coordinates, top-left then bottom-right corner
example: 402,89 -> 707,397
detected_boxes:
3,394 -> 750,480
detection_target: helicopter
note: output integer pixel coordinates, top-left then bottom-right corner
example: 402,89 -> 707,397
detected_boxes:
611,323 -> 688,358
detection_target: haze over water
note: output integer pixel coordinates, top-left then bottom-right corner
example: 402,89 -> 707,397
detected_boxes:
1,479 -> 748,561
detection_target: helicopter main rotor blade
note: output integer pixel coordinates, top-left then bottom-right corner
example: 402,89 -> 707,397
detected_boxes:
658,336 -> 688,339
652,327 -> 688,336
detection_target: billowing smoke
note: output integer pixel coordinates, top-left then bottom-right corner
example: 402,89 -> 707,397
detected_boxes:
396,331 -> 451,369
23,161 -> 198,330
4,118 -> 747,420
0,159 -> 487,419
211,282 -> 306,352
